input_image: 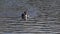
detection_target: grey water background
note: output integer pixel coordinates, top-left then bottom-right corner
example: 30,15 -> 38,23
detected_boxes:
0,0 -> 60,34
0,0 -> 60,18
0,0 -> 37,17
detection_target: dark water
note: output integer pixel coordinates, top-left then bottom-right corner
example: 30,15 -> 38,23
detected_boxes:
0,0 -> 60,34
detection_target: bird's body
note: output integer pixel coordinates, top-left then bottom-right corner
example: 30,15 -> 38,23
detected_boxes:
21,11 -> 29,21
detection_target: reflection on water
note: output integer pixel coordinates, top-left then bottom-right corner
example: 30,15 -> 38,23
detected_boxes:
3,33 -> 12,34
3,33 -> 34,34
